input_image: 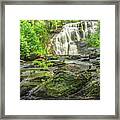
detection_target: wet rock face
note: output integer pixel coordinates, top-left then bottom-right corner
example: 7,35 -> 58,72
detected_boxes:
20,47 -> 100,100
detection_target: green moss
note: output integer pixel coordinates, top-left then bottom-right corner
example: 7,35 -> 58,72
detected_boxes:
81,80 -> 100,98
33,60 -> 54,68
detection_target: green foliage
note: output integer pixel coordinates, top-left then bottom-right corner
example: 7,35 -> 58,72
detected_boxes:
87,31 -> 100,48
86,21 -> 100,48
20,20 -> 49,60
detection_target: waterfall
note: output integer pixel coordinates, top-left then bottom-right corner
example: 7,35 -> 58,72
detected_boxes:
51,20 -> 98,55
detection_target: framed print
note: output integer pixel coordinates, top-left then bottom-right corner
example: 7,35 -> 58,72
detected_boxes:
0,0 -> 119,119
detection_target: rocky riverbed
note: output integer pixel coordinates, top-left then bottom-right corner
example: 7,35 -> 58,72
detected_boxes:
20,47 -> 100,100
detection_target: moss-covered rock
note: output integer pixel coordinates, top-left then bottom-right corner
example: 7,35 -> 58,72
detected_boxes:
20,52 -> 100,100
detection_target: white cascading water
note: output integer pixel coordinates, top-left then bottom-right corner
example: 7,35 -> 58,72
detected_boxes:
51,20 -> 98,55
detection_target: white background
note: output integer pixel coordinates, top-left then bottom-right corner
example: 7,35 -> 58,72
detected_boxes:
5,5 -> 115,115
